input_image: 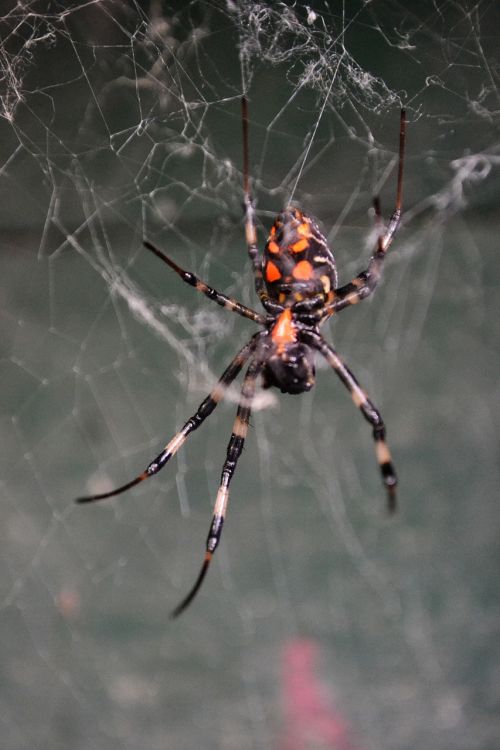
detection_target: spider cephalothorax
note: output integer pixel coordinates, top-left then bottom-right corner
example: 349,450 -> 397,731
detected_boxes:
261,331 -> 316,395
78,98 -> 406,618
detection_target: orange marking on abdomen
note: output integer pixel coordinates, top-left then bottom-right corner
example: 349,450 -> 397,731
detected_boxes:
292,259 -> 313,280
290,238 -> 309,253
271,308 -> 296,354
266,260 -> 282,282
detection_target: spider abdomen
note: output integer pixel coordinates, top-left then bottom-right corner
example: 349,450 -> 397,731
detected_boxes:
263,207 -> 338,305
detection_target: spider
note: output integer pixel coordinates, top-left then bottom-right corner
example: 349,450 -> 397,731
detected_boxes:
77,98 -> 406,618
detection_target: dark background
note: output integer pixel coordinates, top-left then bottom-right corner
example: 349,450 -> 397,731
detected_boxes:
1,2 -> 499,748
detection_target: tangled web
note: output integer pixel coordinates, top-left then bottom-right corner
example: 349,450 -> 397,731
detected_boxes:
1,2 -> 499,749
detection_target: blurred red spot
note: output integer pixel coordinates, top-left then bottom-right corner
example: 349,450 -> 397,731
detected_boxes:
56,588 -> 81,619
279,638 -> 362,750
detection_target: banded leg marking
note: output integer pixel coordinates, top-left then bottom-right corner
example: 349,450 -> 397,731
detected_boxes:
241,98 -> 260,278
241,97 -> 279,313
76,337 -> 259,504
170,359 -> 261,618
143,241 -> 264,324
300,330 -> 397,512
321,109 -> 406,319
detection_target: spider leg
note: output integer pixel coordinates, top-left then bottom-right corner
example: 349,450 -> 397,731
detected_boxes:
241,97 -> 261,286
170,357 -> 261,618
299,330 -> 397,513
143,241 -> 265,324
241,97 -> 279,314
321,109 -> 406,319
76,335 -> 260,504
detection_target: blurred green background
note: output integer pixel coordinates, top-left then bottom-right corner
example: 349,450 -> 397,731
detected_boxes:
1,2 -> 499,749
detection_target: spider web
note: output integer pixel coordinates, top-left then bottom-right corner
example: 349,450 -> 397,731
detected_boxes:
1,2 -> 499,749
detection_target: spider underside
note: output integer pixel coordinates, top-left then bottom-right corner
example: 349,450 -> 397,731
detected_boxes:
77,99 -> 407,618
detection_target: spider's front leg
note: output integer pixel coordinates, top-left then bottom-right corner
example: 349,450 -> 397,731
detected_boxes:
300,330 -> 397,513
171,358 -> 261,618
75,336 -> 259,504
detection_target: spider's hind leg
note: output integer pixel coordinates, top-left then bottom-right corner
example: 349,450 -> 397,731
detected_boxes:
241,96 -> 278,313
321,108 -> 407,319
143,241 -> 264,324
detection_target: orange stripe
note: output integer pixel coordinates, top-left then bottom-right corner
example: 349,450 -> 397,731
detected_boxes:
271,309 -> 296,353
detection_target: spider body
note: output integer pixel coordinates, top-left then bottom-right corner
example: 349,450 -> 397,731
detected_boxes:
77,98 -> 406,618
259,206 -> 339,394
260,309 -> 316,394
263,207 -> 338,306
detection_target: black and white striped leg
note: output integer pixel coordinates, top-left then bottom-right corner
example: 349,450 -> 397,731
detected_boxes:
76,336 -> 260,504
242,190 -> 265,297
321,109 -> 406,319
170,358 -> 261,618
143,241 -> 265,325
300,330 -> 397,513
240,97 -> 281,315
241,98 -> 261,282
